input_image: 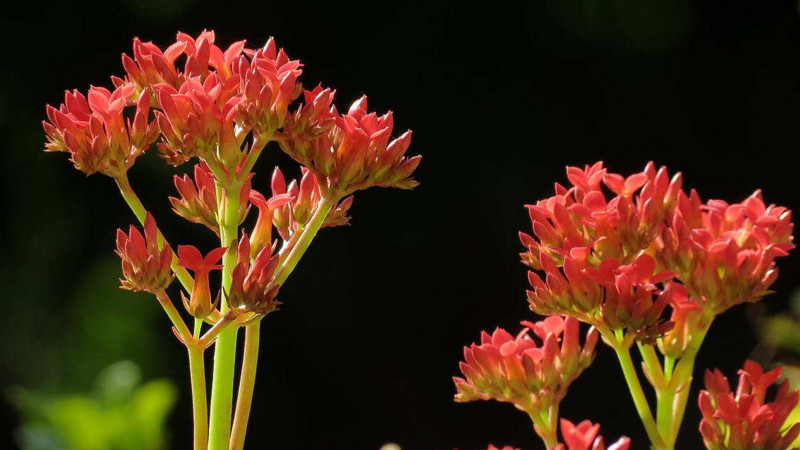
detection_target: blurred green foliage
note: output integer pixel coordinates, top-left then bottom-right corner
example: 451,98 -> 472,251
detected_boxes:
10,361 -> 176,450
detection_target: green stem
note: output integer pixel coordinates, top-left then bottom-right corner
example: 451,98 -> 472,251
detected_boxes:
668,314 -> 714,444
527,407 -> 559,449
114,172 -> 194,293
229,320 -> 261,450
208,179 -> 243,450
612,340 -> 666,449
154,290 -> 191,342
188,342 -> 208,450
271,197 -> 336,288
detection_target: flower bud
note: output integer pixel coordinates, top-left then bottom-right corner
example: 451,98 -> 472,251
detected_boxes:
115,213 -> 173,292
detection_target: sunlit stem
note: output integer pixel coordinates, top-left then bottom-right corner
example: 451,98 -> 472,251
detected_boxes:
154,289 -> 191,342
208,175 -> 244,450
188,336 -> 208,450
229,319 -> 262,450
604,328 -> 666,449
527,404 -> 559,449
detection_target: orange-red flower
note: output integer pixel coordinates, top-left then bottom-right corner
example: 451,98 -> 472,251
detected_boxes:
279,96 -> 420,195
228,233 -> 280,315
177,245 -> 226,318
115,213 -> 173,292
527,252 -> 674,341
120,37 -> 186,92
454,316 -> 597,419
660,190 -> 794,313
154,74 -> 241,166
231,38 -> 303,139
43,85 -> 158,175
169,162 -> 251,234
698,361 -> 800,450
557,419 -> 631,450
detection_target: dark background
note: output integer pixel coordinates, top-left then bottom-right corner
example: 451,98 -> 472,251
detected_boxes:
2,1 -> 800,448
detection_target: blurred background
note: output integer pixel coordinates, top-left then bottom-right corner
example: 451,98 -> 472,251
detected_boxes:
2,0 -> 800,448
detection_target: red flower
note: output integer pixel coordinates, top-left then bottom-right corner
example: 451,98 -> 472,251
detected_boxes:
656,284 -> 706,358
169,162 -> 251,234
486,446 -> 521,450
279,85 -> 338,166
177,245 -> 226,318
177,30 -> 245,81
228,233 -> 281,315
698,361 -> 800,450
557,419 -> 630,450
120,37 -> 186,92
527,253 -> 674,341
248,184 -> 294,258
520,161 -> 682,270
280,95 -> 420,195
454,316 -> 597,419
268,167 -> 353,241
115,213 -> 173,292
231,38 -> 303,138
43,84 -> 158,175
154,73 -> 241,166
661,190 -> 794,313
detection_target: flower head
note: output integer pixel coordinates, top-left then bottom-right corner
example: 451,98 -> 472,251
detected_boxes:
43,85 -> 158,176
177,245 -> 226,318
454,316 -> 597,419
120,37 -> 186,92
228,233 -> 281,315
557,419 -> 631,450
660,190 -> 794,313
698,361 -> 800,450
231,38 -> 303,138
115,213 -> 173,292
279,96 -> 420,195
169,162 -> 250,234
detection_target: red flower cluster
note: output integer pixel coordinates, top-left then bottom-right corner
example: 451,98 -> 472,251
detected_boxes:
228,233 -> 280,315
46,31 -> 419,197
264,167 -> 353,242
454,317 -> 598,418
698,361 -> 800,450
660,190 -> 794,314
557,419 -> 630,450
115,213 -> 173,292
520,162 -> 794,340
43,85 -> 158,175
177,245 -> 226,318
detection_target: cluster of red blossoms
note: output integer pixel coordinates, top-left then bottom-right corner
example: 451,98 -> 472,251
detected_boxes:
520,162 -> 794,343
454,316 -> 601,445
43,30 -> 419,196
699,361 -> 800,449
482,419 -> 630,450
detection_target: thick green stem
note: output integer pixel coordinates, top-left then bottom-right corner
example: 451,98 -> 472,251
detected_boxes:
527,406 -> 559,450
188,343 -> 208,450
115,172 -> 194,292
208,179 -> 243,450
612,341 -> 666,449
229,320 -> 261,450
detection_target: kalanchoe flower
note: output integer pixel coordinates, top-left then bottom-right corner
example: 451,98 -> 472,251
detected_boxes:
660,190 -> 794,314
177,30 -> 245,81
280,96 -> 420,195
519,161 -> 682,270
248,187 -> 294,258
115,213 -> 173,292
43,84 -> 158,176
486,446 -> 521,450
232,38 -> 303,139
177,245 -> 226,318
278,85 -> 337,167
154,73 -> 241,166
119,37 -> 186,92
269,167 -> 353,240
228,233 -> 281,315
169,161 -> 251,234
698,360 -> 800,450
454,316 -> 598,438
527,253 -> 674,341
556,419 -> 631,450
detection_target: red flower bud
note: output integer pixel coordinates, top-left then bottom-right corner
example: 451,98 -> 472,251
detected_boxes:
115,213 -> 173,292
557,419 -> 631,450
228,233 -> 281,315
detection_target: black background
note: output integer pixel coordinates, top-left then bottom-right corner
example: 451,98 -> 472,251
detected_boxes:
2,1 -> 800,448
